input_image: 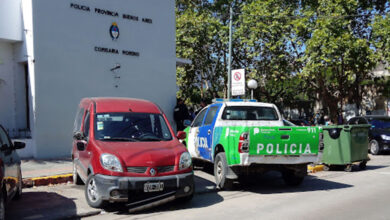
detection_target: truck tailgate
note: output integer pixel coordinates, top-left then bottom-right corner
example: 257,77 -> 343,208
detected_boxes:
248,126 -> 321,156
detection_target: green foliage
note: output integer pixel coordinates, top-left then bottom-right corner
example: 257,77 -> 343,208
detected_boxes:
176,0 -> 390,115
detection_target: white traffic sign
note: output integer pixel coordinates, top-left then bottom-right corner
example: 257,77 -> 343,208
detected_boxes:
231,69 -> 245,96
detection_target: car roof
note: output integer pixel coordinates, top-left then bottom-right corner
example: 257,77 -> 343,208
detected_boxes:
82,97 -> 161,114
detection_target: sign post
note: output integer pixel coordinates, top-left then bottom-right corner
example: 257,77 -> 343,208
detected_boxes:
231,69 -> 245,97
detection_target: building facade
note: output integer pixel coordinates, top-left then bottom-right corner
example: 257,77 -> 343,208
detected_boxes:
0,0 -> 176,158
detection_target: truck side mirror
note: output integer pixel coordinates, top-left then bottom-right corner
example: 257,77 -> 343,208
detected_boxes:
183,119 -> 192,127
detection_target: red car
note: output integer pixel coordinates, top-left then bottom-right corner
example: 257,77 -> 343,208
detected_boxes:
72,98 -> 194,208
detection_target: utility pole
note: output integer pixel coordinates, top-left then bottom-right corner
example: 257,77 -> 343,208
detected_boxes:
227,5 -> 233,99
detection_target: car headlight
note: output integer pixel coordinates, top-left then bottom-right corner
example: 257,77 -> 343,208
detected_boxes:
179,152 -> 192,170
380,135 -> 390,141
100,153 -> 123,172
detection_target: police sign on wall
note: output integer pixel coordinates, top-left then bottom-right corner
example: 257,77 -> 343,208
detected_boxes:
110,22 -> 120,40
231,69 -> 245,96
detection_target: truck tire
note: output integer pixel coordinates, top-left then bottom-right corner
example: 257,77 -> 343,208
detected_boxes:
282,169 -> 305,186
214,152 -> 233,190
73,161 -> 83,185
85,175 -> 107,208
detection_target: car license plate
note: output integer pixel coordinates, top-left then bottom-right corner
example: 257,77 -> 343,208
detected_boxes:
144,182 -> 164,192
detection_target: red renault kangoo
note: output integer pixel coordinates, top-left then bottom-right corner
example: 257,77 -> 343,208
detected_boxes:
72,97 -> 194,209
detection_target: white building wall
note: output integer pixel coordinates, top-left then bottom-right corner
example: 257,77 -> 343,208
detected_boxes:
31,0 -> 176,158
0,0 -> 23,42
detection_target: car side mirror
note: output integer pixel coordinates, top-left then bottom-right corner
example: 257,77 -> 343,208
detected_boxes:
183,119 -> 192,127
77,141 -> 86,151
13,141 -> 25,150
177,131 -> 186,140
73,131 -> 84,140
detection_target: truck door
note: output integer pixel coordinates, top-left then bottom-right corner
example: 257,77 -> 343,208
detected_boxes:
187,108 -> 207,158
197,104 -> 222,161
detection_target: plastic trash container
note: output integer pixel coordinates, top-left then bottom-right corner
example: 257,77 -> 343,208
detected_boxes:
321,124 -> 370,172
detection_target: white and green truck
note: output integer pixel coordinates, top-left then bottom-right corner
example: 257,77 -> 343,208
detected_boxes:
183,99 -> 323,189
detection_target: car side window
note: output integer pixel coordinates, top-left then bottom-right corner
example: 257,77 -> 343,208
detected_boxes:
204,106 -> 219,125
83,111 -> 90,138
74,107 -> 85,133
0,126 -> 11,148
192,108 -> 208,127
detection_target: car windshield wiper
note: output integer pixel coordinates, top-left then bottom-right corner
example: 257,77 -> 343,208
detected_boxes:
99,137 -> 140,142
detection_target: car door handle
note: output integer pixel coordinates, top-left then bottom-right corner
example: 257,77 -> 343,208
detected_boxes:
207,130 -> 211,135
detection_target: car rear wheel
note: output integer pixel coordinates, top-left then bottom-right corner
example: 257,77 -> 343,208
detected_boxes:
85,175 -> 106,208
73,161 -> 83,185
214,152 -> 233,190
369,140 -> 380,155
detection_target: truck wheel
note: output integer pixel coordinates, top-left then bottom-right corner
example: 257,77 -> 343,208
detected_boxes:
73,161 -> 83,185
214,152 -> 233,190
282,169 -> 305,186
85,175 -> 106,208
369,140 -> 380,155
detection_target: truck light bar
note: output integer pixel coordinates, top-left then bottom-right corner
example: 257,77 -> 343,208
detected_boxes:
212,98 -> 257,103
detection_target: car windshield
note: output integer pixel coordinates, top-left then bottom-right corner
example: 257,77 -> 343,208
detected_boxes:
368,118 -> 390,129
222,106 -> 279,120
95,113 -> 172,141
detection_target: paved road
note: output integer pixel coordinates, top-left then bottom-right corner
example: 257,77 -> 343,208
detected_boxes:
7,155 -> 390,220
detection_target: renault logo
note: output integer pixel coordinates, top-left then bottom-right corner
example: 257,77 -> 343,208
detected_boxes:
150,168 -> 156,176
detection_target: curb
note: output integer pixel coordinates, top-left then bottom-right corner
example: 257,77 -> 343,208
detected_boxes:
308,165 -> 324,173
22,174 -> 73,188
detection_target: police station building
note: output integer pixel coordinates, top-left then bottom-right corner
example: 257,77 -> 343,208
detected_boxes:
0,0 -> 177,158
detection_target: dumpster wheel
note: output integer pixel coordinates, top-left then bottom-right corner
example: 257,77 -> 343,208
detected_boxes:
359,161 -> 367,170
344,164 -> 353,172
323,164 -> 330,171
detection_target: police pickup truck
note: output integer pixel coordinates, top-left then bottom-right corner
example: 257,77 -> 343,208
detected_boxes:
183,99 -> 323,189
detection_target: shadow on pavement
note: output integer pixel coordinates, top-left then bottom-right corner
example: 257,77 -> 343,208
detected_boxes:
6,191 -> 81,220
234,171 -> 353,194
102,174 -> 222,215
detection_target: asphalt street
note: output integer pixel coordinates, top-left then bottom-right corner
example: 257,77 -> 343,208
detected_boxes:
6,155 -> 390,220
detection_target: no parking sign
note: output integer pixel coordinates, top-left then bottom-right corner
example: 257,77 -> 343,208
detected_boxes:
231,69 -> 245,96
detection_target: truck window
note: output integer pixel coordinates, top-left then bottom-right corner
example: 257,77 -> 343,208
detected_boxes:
222,106 -> 279,120
83,111 -> 90,138
192,108 -> 207,127
204,106 -> 219,125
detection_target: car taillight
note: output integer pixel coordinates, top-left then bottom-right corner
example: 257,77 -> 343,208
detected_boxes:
238,132 -> 250,153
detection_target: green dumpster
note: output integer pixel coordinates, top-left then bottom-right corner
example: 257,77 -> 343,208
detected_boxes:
321,124 -> 370,172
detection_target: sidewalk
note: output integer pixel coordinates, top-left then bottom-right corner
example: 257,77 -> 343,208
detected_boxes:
21,158 -> 324,188
21,158 -> 73,187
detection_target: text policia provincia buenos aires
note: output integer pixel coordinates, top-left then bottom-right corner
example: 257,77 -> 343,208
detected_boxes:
70,3 -> 153,24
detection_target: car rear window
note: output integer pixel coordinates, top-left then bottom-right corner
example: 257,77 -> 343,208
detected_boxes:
222,106 -> 279,120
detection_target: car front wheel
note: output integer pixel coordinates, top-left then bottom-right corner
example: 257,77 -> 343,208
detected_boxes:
14,167 -> 22,200
73,161 -> 83,185
369,140 -> 381,155
85,175 -> 106,208
0,192 -> 4,220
